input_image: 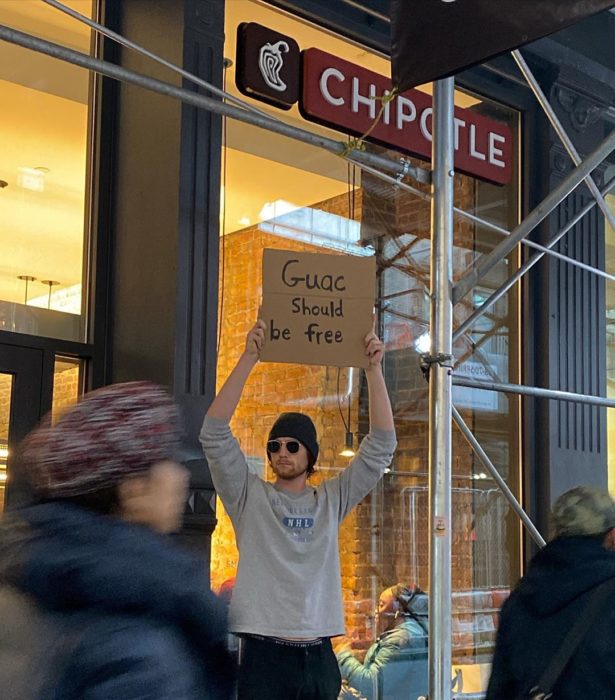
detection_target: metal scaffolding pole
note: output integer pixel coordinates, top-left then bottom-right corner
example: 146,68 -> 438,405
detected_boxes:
512,49 -> 615,232
0,23 -> 430,185
453,176 -> 615,341
452,407 -> 546,548
453,127 -> 615,304
428,77 -> 455,700
452,377 -> 615,409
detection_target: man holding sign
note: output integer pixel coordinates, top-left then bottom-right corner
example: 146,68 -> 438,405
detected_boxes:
200,317 -> 396,700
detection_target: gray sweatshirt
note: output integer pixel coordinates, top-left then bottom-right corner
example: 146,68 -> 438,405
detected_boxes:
200,416 -> 396,638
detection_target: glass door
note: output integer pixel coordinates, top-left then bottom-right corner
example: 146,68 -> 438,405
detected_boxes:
0,344 -> 45,510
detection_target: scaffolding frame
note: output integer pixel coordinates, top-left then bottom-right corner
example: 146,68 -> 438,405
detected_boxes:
4,3 -> 615,698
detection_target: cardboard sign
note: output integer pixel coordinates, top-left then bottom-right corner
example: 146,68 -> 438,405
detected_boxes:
260,249 -> 376,368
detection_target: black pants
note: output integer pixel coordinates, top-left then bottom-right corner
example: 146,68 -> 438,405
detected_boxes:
237,635 -> 342,700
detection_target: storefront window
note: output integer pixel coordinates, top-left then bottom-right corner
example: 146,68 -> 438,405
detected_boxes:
214,2 -> 520,693
0,0 -> 94,342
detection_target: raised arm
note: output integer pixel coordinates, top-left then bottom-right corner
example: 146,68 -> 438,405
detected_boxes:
206,320 -> 265,421
364,329 -> 394,432
329,328 -> 396,522
201,320 -> 266,519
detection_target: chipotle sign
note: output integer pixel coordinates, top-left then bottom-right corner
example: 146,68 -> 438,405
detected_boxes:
236,23 -> 513,185
301,49 -> 512,186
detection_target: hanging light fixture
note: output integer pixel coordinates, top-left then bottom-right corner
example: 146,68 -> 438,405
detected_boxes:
41,280 -> 60,309
338,165 -> 358,459
338,366 -> 356,458
339,431 -> 355,458
17,275 -> 36,305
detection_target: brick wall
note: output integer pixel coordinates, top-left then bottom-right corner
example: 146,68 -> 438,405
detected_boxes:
51,361 -> 80,423
0,373 -> 11,437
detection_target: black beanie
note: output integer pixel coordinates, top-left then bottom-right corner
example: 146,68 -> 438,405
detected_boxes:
268,412 -> 319,464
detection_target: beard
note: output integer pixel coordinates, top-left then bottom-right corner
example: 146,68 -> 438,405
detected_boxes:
272,463 -> 308,480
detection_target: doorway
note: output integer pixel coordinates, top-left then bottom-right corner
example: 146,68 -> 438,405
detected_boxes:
0,344 -> 49,510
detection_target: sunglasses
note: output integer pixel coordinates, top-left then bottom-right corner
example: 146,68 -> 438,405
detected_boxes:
266,439 -> 301,454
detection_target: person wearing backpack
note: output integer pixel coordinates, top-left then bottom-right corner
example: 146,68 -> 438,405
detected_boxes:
336,584 -> 428,700
0,381 -> 234,700
486,486 -> 615,700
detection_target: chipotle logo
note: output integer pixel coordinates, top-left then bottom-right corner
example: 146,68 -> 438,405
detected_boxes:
236,23 -> 300,109
236,23 -> 512,185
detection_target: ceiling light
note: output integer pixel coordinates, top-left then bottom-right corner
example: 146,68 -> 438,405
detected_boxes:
18,167 -> 45,192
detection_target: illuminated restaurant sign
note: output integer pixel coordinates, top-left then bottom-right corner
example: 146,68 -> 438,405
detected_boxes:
236,23 -> 513,185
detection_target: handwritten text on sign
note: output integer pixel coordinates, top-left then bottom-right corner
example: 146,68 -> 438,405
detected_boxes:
260,249 -> 376,368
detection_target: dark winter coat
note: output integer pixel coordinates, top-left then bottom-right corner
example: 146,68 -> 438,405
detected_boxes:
0,502 -> 234,700
486,535 -> 615,700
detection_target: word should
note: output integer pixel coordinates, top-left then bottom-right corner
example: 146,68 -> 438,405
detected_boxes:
291,297 -> 344,317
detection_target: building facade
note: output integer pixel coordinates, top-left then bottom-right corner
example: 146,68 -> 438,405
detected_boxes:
2,0 -> 615,692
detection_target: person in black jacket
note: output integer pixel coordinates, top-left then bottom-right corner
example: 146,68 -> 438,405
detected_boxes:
0,381 -> 234,700
486,485 -> 615,700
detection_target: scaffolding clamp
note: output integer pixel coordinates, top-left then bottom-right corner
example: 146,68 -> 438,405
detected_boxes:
396,157 -> 431,185
396,158 -> 412,182
419,352 -> 454,381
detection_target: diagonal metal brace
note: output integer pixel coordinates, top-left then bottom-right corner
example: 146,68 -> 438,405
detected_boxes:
513,49 -> 615,233
453,126 -> 615,304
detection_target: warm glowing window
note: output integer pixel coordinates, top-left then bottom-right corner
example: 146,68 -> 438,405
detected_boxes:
0,0 -> 93,341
